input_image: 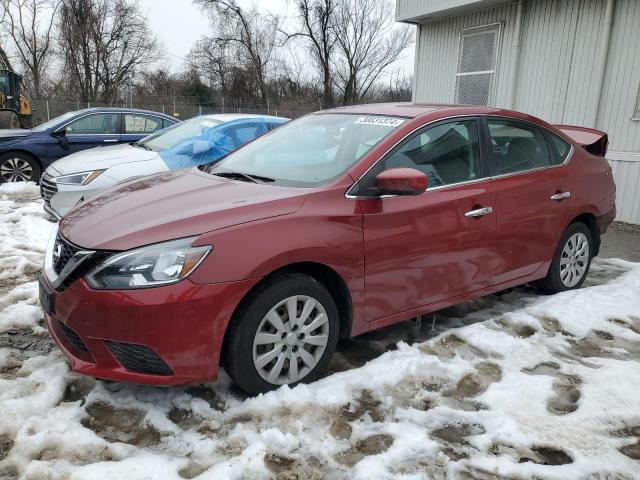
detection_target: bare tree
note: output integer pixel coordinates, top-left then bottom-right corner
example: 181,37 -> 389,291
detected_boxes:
0,6 -> 15,70
0,0 -> 60,98
196,0 -> 280,107
287,0 -> 337,108
332,0 -> 413,105
57,0 -> 160,103
190,37 -> 234,96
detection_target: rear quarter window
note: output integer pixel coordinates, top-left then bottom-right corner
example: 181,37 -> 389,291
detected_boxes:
547,133 -> 572,164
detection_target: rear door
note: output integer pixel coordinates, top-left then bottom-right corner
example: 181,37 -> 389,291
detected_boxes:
485,117 -> 575,284
356,117 -> 498,322
121,113 -> 167,145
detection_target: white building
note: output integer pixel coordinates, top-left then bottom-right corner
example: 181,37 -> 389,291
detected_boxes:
397,0 -> 640,224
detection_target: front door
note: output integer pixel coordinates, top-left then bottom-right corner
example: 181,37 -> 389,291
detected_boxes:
355,118 -> 498,322
485,117 -> 575,284
58,112 -> 122,155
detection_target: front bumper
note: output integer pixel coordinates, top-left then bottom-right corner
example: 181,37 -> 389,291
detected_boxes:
41,274 -> 259,386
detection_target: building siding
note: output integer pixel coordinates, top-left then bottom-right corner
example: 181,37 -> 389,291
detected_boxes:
610,159 -> 640,224
413,4 -> 519,106
409,0 -> 640,224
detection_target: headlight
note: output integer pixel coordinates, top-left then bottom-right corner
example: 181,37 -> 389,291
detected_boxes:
86,237 -> 211,290
54,169 -> 105,185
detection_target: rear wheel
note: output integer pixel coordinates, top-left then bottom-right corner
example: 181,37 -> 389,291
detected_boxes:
0,110 -> 21,129
223,273 -> 339,395
536,222 -> 593,294
0,151 -> 41,183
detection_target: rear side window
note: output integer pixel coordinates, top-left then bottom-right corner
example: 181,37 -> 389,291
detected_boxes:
547,133 -> 571,164
487,120 -> 552,174
124,114 -> 163,134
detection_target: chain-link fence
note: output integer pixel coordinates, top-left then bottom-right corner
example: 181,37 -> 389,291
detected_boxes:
29,99 -> 316,126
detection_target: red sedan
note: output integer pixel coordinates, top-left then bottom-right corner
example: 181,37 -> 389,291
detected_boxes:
40,103 -> 616,394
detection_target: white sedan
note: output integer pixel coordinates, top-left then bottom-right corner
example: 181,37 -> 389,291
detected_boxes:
40,114 -> 288,219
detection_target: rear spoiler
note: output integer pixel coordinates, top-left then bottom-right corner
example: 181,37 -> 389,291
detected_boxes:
553,125 -> 608,157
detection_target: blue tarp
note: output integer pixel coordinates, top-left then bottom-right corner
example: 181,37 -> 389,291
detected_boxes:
158,117 -> 286,169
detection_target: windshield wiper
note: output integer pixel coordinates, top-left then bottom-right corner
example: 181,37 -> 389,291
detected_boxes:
246,173 -> 275,183
131,142 -> 151,151
213,171 -> 276,183
213,171 -> 258,183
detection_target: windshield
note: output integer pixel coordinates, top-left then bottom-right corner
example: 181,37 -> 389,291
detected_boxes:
207,114 -> 406,187
140,116 -> 223,151
138,116 -> 285,169
32,111 -> 78,132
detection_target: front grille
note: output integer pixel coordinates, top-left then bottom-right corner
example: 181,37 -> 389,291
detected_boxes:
40,177 -> 58,207
58,252 -> 110,290
50,233 -> 112,291
106,341 -> 173,376
52,234 -> 79,275
59,321 -> 89,353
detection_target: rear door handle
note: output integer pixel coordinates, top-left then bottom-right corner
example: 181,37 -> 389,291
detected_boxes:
464,206 -> 493,218
550,191 -> 571,201
103,139 -> 118,143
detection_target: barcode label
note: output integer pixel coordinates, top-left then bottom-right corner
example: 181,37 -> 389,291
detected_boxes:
354,117 -> 406,128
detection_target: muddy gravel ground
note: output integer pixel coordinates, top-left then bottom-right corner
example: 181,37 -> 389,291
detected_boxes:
1,184 -> 640,480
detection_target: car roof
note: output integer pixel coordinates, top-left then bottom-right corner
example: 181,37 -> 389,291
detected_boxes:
316,102 -> 548,125
73,107 -> 178,120
197,114 -> 289,123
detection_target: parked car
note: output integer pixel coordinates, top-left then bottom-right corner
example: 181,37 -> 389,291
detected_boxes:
39,103 -> 616,394
40,114 -> 289,219
0,107 -> 178,183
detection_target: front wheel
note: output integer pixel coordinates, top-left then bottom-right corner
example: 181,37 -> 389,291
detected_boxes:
536,222 -> 593,294
223,273 -> 339,395
0,151 -> 41,183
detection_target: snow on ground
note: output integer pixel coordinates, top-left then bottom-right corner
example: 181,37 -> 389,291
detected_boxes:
1,182 -> 639,480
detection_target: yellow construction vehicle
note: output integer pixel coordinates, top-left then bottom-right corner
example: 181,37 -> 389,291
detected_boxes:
0,69 -> 32,129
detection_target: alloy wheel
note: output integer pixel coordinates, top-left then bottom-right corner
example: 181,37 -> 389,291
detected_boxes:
252,295 -> 329,385
0,157 -> 34,182
559,232 -> 590,287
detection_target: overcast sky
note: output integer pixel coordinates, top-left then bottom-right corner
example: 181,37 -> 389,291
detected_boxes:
138,0 -> 415,78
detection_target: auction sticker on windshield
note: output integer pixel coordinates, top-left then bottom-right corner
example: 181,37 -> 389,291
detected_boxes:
354,116 -> 406,127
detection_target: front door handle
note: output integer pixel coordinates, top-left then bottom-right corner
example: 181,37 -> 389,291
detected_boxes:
550,191 -> 571,201
103,139 -> 118,143
464,206 -> 493,218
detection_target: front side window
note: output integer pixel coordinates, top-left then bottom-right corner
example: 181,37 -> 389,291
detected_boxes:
207,114 -> 406,187
65,113 -> 119,135
124,114 -> 163,134
455,24 -> 501,105
355,119 -> 482,196
487,119 -> 552,174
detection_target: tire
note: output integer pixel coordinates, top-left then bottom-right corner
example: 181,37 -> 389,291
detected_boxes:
0,151 -> 41,183
536,222 -> 593,294
223,273 -> 340,395
0,110 -> 21,129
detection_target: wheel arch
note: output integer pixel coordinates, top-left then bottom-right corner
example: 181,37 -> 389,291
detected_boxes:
0,148 -> 43,172
220,261 -> 353,363
567,212 -> 600,256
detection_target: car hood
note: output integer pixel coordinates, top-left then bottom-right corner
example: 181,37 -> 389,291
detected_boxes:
60,169 -> 307,250
49,143 -> 159,175
0,129 -> 32,141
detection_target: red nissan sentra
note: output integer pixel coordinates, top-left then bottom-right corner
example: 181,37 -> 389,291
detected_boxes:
40,103 -> 616,394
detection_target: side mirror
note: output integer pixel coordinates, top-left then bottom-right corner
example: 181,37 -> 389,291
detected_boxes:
52,129 -> 69,149
375,168 -> 428,196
